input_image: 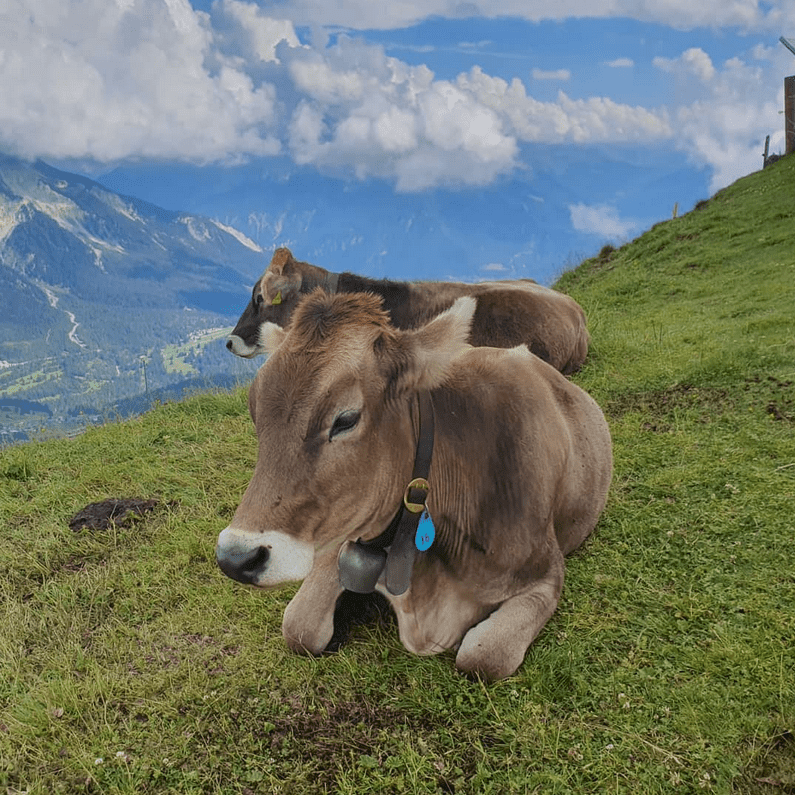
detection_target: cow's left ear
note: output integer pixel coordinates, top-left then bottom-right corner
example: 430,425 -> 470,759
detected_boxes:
401,296 -> 476,391
259,321 -> 287,355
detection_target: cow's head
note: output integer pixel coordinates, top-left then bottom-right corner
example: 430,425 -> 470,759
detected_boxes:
226,248 -> 306,357
216,290 -> 475,588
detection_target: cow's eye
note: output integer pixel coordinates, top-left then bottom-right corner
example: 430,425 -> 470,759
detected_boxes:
255,293 -> 264,307
329,410 -> 361,441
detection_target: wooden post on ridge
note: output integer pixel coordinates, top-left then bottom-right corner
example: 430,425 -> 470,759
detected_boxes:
779,40 -> 795,154
785,75 -> 795,155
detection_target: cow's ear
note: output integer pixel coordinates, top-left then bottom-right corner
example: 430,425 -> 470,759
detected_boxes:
402,296 -> 475,391
269,247 -> 293,276
266,251 -> 302,304
259,321 -> 287,355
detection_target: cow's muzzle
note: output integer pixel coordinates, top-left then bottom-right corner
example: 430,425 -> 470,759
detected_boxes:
216,543 -> 270,585
215,527 -> 315,587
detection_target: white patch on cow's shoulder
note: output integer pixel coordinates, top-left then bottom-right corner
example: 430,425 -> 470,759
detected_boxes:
259,321 -> 286,355
216,526 -> 314,587
505,344 -> 533,359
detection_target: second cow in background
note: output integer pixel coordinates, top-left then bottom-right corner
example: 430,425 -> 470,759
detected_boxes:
227,247 -> 590,375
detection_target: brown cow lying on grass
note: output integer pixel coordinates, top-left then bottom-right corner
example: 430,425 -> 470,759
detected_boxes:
216,290 -> 612,680
227,247 -> 590,375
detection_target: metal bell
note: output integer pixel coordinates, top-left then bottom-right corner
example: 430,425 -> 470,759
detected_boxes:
337,540 -> 387,593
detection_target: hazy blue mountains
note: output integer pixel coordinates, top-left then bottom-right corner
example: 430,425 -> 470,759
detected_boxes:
0,155 -> 265,443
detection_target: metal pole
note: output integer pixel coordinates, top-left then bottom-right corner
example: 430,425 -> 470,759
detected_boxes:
780,36 -> 795,56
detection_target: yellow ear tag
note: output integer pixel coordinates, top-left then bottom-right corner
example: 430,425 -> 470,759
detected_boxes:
271,291 -> 282,305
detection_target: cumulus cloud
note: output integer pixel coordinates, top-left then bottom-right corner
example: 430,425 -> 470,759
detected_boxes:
605,57 -> 634,68
282,38 -> 518,189
0,0 -> 282,163
457,67 -> 671,143
654,47 -> 716,83
0,0 -> 790,192
652,47 -> 786,190
249,0 -> 791,32
569,203 -> 637,239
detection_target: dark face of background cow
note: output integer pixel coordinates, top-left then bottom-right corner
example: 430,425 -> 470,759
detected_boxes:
226,250 -> 304,357
215,291 -> 474,589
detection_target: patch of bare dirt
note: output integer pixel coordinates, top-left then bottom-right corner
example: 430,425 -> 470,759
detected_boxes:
68,498 -> 166,531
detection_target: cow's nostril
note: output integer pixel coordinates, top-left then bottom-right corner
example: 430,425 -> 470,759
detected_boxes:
243,545 -> 270,574
226,338 -> 233,350
217,544 -> 270,585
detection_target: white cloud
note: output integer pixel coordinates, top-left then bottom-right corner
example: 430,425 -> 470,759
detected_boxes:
0,0 -> 790,193
654,47 -> 716,83
569,203 -> 637,239
282,39 -> 518,190
652,47 -> 786,190
532,68 -> 571,81
458,40 -> 493,50
605,57 -> 634,68
457,67 -> 671,143
0,0 -> 283,163
221,0 -> 302,62
249,0 -> 791,33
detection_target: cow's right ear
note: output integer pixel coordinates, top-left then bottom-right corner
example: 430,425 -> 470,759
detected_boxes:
396,296 -> 475,392
259,321 -> 287,355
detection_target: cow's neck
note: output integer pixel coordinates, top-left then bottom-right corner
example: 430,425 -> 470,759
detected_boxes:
337,391 -> 434,596
296,263 -> 340,295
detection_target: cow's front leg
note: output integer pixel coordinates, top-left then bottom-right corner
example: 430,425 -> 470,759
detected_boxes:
455,550 -> 565,681
281,548 -> 343,655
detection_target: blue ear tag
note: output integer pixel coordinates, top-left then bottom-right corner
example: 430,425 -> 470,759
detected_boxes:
415,510 -> 435,552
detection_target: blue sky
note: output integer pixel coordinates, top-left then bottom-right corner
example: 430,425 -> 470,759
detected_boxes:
1,1 -> 793,222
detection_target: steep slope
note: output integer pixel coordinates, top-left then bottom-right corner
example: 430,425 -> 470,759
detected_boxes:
558,154 -> 795,396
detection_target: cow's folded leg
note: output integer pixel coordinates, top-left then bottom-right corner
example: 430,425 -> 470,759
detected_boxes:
455,554 -> 564,681
281,550 -> 343,656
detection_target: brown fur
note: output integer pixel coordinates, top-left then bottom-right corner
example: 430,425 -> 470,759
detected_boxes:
216,291 -> 612,680
227,247 -> 590,374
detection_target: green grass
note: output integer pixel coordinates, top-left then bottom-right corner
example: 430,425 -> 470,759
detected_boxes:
2,158 -> 795,794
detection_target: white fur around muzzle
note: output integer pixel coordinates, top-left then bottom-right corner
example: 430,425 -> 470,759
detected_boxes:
215,526 -> 314,587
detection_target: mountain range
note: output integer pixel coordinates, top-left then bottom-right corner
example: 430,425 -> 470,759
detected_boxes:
0,154 -> 266,443
96,143 -> 710,284
1,144 -> 711,443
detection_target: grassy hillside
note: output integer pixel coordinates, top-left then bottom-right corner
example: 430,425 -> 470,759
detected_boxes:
1,158 -> 794,794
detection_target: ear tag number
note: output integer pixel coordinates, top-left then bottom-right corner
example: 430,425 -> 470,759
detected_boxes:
271,291 -> 282,305
415,510 -> 435,552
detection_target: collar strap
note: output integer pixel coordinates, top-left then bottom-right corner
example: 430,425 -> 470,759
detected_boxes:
337,391 -> 435,595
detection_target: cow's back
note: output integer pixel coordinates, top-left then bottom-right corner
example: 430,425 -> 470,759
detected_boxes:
374,278 -> 590,374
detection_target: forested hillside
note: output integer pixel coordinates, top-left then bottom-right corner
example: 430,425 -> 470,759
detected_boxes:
0,155 -> 264,442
